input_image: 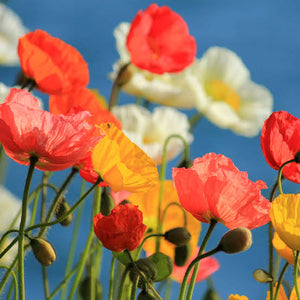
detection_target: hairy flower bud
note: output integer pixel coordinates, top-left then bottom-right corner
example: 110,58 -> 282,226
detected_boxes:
174,244 -> 190,266
115,63 -> 133,86
30,238 -> 56,266
164,227 -> 191,246
253,269 -> 273,283
100,187 -> 115,216
79,276 -> 102,300
55,196 -> 73,226
218,227 -> 252,254
137,290 -> 156,300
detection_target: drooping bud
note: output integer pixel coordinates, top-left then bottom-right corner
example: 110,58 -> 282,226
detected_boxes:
164,227 -> 191,246
79,276 -> 103,300
55,196 -> 73,226
218,227 -> 252,254
100,187 -> 115,216
137,290 -> 156,300
174,244 -> 190,266
203,288 -> 221,300
30,237 -> 56,266
253,269 -> 273,283
115,63 -> 133,87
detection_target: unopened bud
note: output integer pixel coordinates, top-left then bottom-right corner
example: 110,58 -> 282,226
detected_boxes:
177,159 -> 193,169
79,276 -> 102,300
100,188 -> 115,216
253,269 -> 273,283
55,196 -> 73,226
218,227 -> 252,254
203,288 -> 221,300
295,151 -> 300,163
30,238 -> 56,266
119,199 -> 131,205
174,244 -> 190,267
164,227 -> 191,246
137,290 -> 156,300
115,63 -> 133,86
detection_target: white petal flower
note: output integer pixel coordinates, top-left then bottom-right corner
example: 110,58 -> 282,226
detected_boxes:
0,3 -> 28,66
111,23 -> 200,109
112,104 -> 193,164
190,47 -> 273,137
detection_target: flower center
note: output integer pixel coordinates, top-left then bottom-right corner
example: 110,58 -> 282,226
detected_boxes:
205,80 -> 240,111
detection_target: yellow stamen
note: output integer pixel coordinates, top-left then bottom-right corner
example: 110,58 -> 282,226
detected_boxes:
205,80 -> 240,111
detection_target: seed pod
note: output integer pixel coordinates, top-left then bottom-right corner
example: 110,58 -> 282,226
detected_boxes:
164,227 -> 191,246
30,237 -> 56,266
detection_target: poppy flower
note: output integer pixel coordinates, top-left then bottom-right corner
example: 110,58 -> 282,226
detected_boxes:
112,104 -> 193,164
18,29 -> 89,95
93,203 -> 146,252
265,284 -> 288,300
270,193 -> 300,251
49,87 -> 122,128
91,123 -> 159,193
172,153 -> 270,229
126,4 -> 196,74
261,110 -> 300,183
0,88 -> 100,171
190,47 -> 273,137
272,232 -> 295,265
171,247 -> 219,284
128,181 -> 201,261
228,295 -> 249,300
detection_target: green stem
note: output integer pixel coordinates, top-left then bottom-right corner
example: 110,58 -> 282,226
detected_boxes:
269,221 -> 274,300
294,251 -> 300,300
0,265 -> 18,300
130,277 -> 138,300
18,156 -> 37,300
273,262 -> 289,300
117,267 -> 129,300
188,112 -> 203,132
42,266 -> 50,298
109,255 -> 116,300
179,220 -> 218,300
161,202 -> 187,228
277,159 -> 295,195
135,233 -> 165,260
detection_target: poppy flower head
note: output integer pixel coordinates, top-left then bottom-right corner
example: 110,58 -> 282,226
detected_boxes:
172,153 -> 270,229
261,110 -> 300,183
126,4 -> 196,74
18,29 -> 89,95
93,203 -> 147,252
0,88 -> 100,171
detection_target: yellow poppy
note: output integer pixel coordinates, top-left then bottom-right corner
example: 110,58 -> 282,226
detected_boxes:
92,123 -> 159,193
265,284 -> 288,300
270,194 -> 300,251
228,295 -> 249,300
273,232 -> 295,264
128,180 -> 201,261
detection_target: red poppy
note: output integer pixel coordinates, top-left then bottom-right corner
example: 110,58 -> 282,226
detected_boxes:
0,88 -> 100,171
126,4 -> 196,74
93,203 -> 147,252
49,87 -> 122,128
261,110 -> 300,183
18,29 -> 89,95
172,153 -> 270,229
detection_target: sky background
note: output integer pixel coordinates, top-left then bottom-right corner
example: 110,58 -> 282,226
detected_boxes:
1,0 -> 300,299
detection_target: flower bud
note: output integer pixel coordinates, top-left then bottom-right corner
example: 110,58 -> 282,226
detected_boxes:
177,159 -> 193,169
100,187 -> 115,216
137,290 -> 156,300
295,151 -> 300,163
115,63 -> 133,86
174,244 -> 190,266
203,288 -> 221,300
30,237 -> 56,266
253,269 -> 273,283
164,227 -> 191,246
218,227 -> 252,254
79,276 -> 102,300
55,196 -> 73,226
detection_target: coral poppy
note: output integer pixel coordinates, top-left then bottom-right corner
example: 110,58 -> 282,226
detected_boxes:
18,29 -> 89,95
261,110 -> 300,183
126,4 -> 196,74
270,193 -> 300,250
0,88 -> 100,171
91,123 -> 159,193
128,181 -> 201,261
172,153 -> 270,229
171,247 -> 219,283
49,87 -> 122,128
93,203 -> 146,252
112,104 -> 193,164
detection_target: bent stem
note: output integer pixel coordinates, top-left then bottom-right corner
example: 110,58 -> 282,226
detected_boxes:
179,219 -> 217,300
273,262 -> 289,300
277,159 -> 295,195
294,251 -> 300,300
18,156 -> 37,300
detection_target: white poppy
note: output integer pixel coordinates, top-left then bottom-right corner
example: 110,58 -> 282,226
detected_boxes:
111,23 -> 201,109
190,47 -> 273,137
112,104 -> 193,164
0,3 -> 28,66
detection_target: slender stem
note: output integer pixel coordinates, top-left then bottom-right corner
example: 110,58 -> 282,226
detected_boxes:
18,156 -> 37,300
188,112 -> 203,132
277,159 -> 295,195
294,251 -> 300,300
179,220 -> 217,300
0,266 -> 18,300
42,266 -> 50,298
108,255 -> 116,300
130,277 -> 138,300
164,279 -> 173,300
125,250 -> 163,300
269,221 -> 274,300
117,267 -> 129,300
161,202 -> 187,228
273,262 -> 289,300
